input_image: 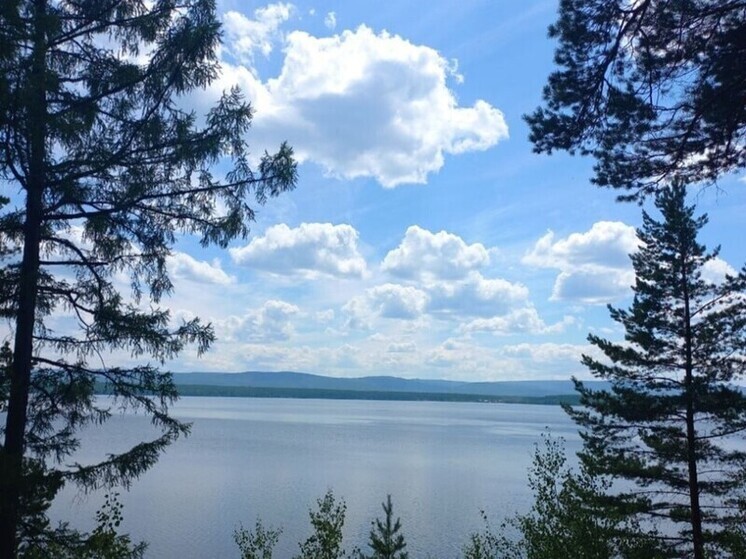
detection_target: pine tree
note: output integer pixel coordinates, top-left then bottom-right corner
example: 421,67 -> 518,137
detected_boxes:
568,184 -> 746,558
526,1 -> 746,199
362,495 -> 408,559
0,1 -> 296,556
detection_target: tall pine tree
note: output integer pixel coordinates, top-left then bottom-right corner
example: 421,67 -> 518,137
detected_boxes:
0,1 -> 296,556
569,184 -> 746,558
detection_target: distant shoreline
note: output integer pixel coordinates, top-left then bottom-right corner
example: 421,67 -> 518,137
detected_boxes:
96,383 -> 580,405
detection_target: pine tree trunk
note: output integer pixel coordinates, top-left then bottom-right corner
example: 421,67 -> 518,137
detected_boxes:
685,394 -> 704,559
0,2 -> 46,556
682,261 -> 705,559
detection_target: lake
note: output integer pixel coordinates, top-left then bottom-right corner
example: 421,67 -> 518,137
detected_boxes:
48,397 -> 581,558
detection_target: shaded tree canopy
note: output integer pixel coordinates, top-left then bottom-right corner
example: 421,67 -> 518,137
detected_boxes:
526,0 -> 746,199
569,185 -> 746,558
0,0 -> 296,556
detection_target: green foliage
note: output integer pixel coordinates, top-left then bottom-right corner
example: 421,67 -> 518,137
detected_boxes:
20,493 -> 145,559
296,490 -> 348,559
357,495 -> 408,559
234,519 -> 282,559
526,0 -> 746,198
77,493 -> 146,559
465,435 -> 612,559
498,435 -> 617,559
568,185 -> 746,558
464,434 -> 670,559
0,0 -> 296,555
462,523 -> 500,559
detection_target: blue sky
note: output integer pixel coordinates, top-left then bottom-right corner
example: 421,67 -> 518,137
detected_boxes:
145,1 -> 746,380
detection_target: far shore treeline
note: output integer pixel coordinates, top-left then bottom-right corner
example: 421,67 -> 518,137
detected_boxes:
94,380 -> 582,406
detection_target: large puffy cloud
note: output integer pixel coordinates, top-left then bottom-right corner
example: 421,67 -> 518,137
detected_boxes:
167,252 -> 235,285
230,222 -> 367,278
523,221 -> 639,303
213,22 -> 507,186
382,226 -> 490,281
425,272 -> 572,334
374,226 -> 568,334
340,271 -> 568,335
524,221 -> 638,270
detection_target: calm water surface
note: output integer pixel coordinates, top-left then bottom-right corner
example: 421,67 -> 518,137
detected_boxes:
49,397 -> 580,558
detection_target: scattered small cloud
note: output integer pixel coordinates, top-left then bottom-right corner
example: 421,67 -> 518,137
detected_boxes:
216,300 -> 300,342
387,341 -> 416,353
343,283 -> 429,328
460,310 -> 575,335
167,252 -> 235,285
324,11 -> 336,30
701,257 -> 738,284
498,342 -> 591,364
315,309 -> 336,323
222,3 -> 295,64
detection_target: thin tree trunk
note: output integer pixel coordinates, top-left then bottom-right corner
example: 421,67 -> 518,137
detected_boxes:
0,1 -> 46,556
682,260 -> 705,559
685,392 -> 704,559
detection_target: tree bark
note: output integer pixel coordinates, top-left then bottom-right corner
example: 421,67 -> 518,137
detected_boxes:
0,1 -> 46,556
682,260 -> 705,559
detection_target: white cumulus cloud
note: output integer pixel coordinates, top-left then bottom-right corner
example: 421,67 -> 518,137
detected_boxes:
324,11 -> 336,30
222,3 -> 294,64
461,310 -> 575,335
427,272 -> 529,317
342,283 -> 428,328
217,299 -> 300,342
382,226 -> 490,281
387,341 -> 416,353
524,221 -> 638,270
701,257 -> 738,285
214,24 -> 508,187
167,252 -> 235,285
368,283 -> 429,319
230,222 -> 367,278
524,221 -> 639,303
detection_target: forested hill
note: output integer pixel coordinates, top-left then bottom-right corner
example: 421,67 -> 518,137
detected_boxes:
172,371 -> 608,399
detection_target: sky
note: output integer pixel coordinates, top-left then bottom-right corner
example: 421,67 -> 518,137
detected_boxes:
63,1 -> 746,381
